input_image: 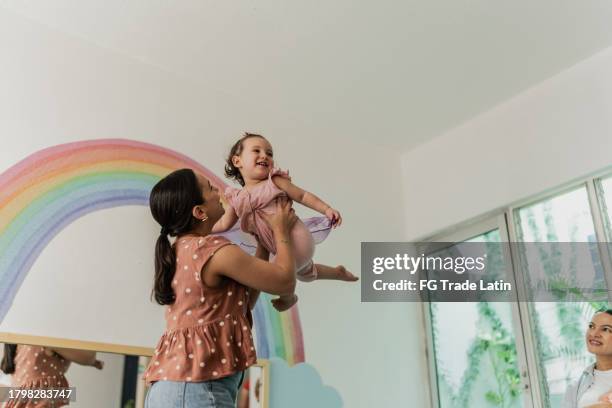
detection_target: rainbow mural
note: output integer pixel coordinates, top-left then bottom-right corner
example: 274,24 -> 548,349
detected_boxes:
0,139 -> 305,364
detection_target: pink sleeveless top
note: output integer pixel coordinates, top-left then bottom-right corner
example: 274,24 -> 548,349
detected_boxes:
225,168 -> 290,255
143,235 -> 257,385
6,345 -> 71,408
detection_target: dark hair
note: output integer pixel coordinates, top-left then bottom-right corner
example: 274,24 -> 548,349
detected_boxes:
149,169 -> 204,305
596,308 -> 612,316
1,344 -> 17,374
224,132 -> 267,186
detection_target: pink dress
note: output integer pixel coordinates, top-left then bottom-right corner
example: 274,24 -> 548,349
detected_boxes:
225,169 -> 318,282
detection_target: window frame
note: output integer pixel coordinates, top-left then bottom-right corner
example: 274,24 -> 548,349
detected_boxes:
424,214 -> 536,408
422,169 -> 612,408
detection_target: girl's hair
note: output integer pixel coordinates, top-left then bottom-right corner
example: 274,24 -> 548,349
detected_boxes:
1,344 -> 17,374
149,168 -> 204,305
224,132 -> 266,186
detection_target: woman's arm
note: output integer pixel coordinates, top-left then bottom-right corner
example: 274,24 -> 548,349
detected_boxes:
46,347 -> 102,368
272,176 -> 342,227
248,243 -> 269,309
252,239 -> 298,312
212,205 -> 239,233
205,242 -> 295,296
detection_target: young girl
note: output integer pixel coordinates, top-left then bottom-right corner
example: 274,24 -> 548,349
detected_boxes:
1,343 -> 104,408
213,133 -> 358,299
143,168 -> 298,408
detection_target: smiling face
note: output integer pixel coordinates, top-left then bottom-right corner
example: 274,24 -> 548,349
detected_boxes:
194,174 -> 225,225
232,136 -> 274,184
586,312 -> 612,356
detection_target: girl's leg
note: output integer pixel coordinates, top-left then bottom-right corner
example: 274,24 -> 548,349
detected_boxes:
291,221 -> 317,281
290,220 -> 358,282
314,264 -> 359,281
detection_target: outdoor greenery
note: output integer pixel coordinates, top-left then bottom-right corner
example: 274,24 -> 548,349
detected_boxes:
433,184 -> 612,407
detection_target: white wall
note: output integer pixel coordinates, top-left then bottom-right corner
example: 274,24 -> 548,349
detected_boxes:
0,9 -> 427,408
401,45 -> 612,241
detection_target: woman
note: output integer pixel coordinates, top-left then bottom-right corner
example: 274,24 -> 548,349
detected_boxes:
143,169 -> 297,408
564,309 -> 612,408
1,343 -> 104,408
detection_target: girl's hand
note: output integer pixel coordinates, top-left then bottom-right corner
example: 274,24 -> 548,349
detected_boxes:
263,197 -> 298,234
92,359 -> 104,370
325,207 -> 342,228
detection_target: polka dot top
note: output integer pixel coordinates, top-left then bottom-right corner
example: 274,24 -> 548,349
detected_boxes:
143,235 -> 257,385
6,345 -> 71,408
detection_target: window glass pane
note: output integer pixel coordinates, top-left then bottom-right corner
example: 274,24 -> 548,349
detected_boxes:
516,187 -> 596,242
515,187 -> 606,302
431,230 -> 524,408
597,175 -> 612,240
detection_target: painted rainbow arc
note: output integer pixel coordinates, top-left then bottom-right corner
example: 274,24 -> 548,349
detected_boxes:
0,139 -> 304,365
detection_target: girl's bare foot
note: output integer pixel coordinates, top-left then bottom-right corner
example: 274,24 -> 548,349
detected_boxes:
315,264 -> 359,281
335,265 -> 359,282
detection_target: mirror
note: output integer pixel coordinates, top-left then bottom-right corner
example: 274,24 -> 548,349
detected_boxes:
0,339 -> 151,408
1,334 -> 272,408
237,360 -> 269,408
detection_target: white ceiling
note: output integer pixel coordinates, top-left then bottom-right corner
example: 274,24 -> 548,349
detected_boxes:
3,0 -> 612,150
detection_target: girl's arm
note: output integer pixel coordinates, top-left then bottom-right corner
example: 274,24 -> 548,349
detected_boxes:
272,176 -> 342,227
212,205 -> 239,233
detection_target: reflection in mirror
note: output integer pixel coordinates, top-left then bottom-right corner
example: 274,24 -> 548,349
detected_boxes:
237,360 -> 269,408
0,343 -> 149,408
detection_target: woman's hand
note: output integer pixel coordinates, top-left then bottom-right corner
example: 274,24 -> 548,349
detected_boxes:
271,294 -> 298,312
262,197 -> 298,235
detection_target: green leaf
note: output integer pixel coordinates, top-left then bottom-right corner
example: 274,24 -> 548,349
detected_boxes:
485,391 -> 502,405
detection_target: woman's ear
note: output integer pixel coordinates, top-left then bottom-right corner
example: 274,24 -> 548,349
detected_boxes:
192,205 -> 208,222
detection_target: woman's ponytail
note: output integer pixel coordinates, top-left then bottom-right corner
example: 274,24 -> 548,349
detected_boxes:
149,169 -> 204,305
1,344 -> 17,374
153,233 -> 177,305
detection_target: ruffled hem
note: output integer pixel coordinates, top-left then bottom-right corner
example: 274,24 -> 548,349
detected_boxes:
143,312 -> 257,385
144,360 -> 255,387
5,377 -> 70,408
